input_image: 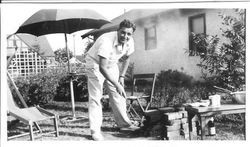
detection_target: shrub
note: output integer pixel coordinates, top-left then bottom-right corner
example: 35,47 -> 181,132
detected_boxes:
9,68 -> 62,106
54,72 -> 88,102
151,70 -> 215,107
190,9 -> 246,91
156,69 -> 194,88
152,70 -> 192,107
8,78 -> 30,108
9,67 -> 89,106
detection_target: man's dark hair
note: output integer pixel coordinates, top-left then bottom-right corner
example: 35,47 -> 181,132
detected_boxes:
119,19 -> 136,32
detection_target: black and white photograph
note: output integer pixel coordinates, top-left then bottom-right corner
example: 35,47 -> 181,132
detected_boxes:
0,0 -> 249,146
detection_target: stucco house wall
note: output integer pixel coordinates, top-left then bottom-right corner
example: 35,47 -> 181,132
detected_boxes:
130,9 -> 235,80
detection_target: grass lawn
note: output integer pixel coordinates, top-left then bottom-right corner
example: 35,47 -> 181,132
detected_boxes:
7,101 -> 245,141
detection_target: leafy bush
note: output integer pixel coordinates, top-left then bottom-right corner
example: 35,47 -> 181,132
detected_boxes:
190,9 -> 245,91
152,70 -> 192,107
54,72 -> 88,102
9,69 -> 62,106
9,67 -> 89,106
156,70 -> 193,88
151,70 -> 215,108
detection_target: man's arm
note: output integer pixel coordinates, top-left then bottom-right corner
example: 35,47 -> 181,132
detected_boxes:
119,55 -> 130,86
99,56 -> 126,98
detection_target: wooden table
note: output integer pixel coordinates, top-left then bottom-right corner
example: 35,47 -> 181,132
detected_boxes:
185,104 -> 245,140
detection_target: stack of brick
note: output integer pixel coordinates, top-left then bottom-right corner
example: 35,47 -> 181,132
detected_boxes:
163,111 -> 189,140
143,107 -> 175,139
142,107 -> 200,140
163,111 -> 199,140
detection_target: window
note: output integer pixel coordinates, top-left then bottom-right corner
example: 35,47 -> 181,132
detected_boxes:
188,13 -> 206,56
145,26 -> 157,50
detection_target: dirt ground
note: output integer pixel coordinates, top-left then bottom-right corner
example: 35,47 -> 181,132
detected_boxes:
7,102 -> 157,141
7,102 -> 245,141
7,115 -> 156,141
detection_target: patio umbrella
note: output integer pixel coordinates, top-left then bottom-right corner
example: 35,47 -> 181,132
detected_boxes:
16,9 -> 109,36
15,9 -> 110,120
81,23 -> 118,40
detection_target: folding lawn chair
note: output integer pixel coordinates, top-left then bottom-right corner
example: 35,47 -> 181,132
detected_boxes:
126,73 -> 156,125
7,73 -> 59,141
7,48 -> 59,140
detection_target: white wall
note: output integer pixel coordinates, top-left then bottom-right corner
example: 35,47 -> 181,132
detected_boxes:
130,9 -> 235,80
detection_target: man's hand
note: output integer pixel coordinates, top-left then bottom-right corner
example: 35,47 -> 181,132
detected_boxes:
116,83 -> 127,98
99,56 -> 127,99
119,76 -> 125,87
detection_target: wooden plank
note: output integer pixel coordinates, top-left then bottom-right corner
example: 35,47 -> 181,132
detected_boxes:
185,104 -> 245,114
200,109 -> 246,117
164,111 -> 188,121
158,107 -> 175,113
164,112 -> 183,120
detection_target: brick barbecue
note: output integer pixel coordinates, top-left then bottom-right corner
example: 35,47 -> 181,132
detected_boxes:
142,107 -> 200,140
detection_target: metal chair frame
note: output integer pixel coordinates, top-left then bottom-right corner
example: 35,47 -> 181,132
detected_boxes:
7,47 -> 59,140
7,72 -> 59,141
126,73 -> 156,124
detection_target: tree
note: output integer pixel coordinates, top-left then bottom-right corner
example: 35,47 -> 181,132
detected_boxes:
191,9 -> 245,91
54,48 -> 73,64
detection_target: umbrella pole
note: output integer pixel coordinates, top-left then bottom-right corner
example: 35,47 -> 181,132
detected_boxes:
64,33 -> 76,119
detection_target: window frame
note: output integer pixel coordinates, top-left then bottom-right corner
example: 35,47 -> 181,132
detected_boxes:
144,25 -> 157,50
188,13 -> 206,56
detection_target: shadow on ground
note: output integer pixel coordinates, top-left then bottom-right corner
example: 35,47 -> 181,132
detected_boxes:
43,102 -> 88,112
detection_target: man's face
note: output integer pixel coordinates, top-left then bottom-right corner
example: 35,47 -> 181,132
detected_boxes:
117,27 -> 134,45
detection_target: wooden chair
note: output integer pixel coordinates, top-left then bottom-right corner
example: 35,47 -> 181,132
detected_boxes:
7,73 -> 59,141
126,73 -> 156,125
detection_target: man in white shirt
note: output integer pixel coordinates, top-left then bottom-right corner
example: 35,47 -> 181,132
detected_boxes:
85,19 -> 138,141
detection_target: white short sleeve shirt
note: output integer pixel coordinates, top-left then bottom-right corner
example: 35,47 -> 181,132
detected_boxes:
87,31 -> 134,65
